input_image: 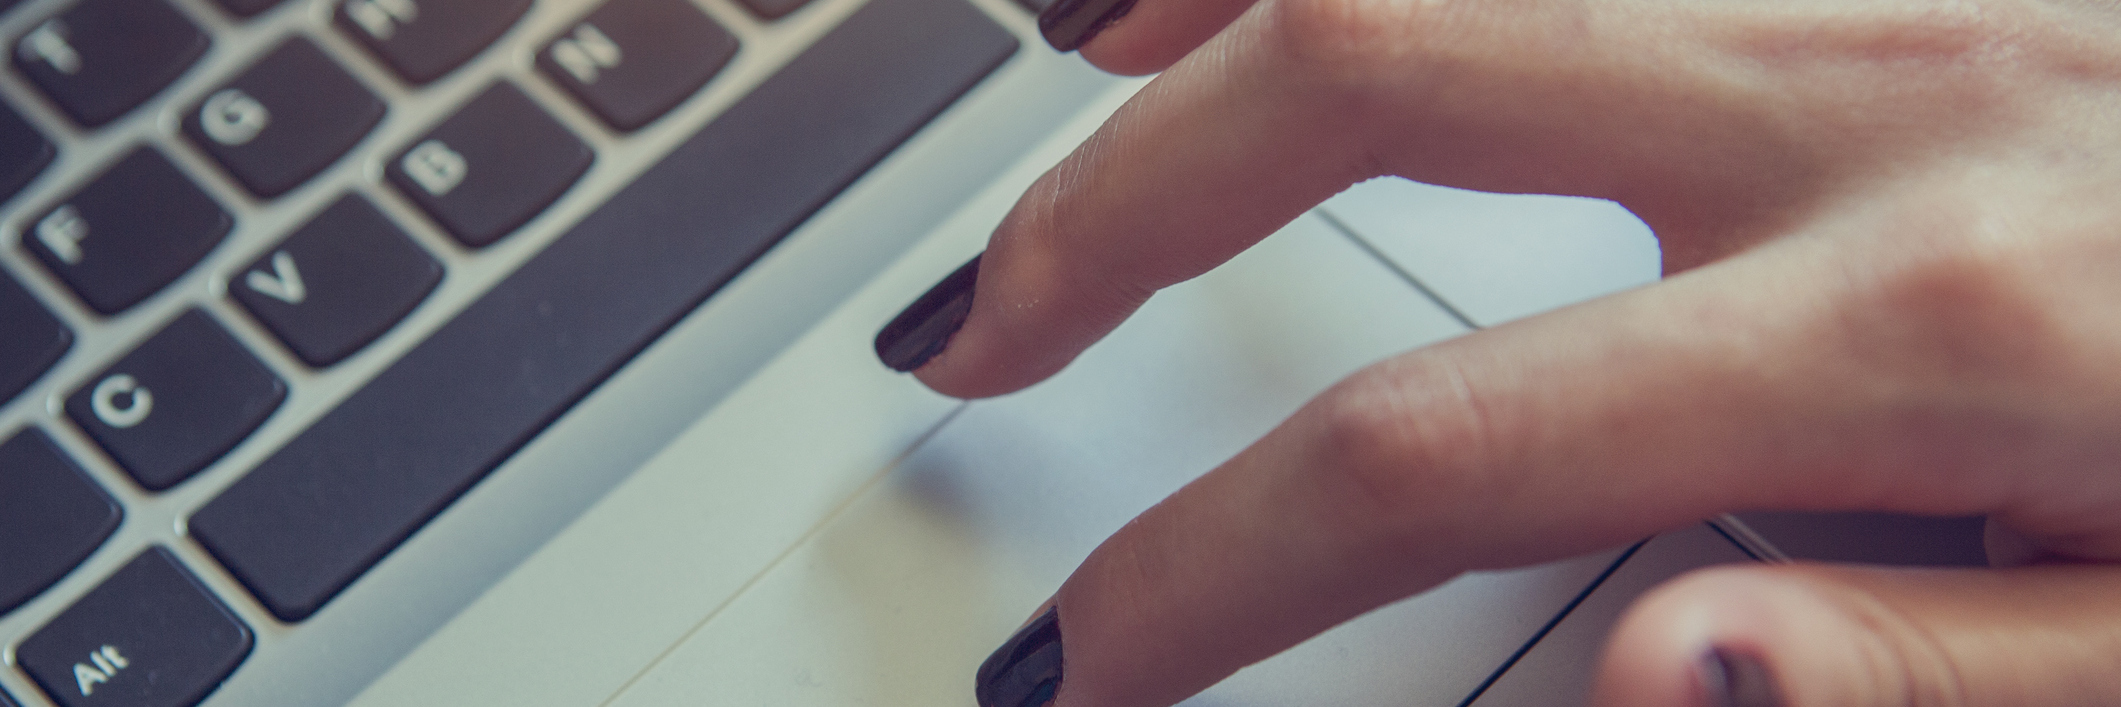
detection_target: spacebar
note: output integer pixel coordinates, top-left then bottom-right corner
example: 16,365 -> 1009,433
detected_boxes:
191,0 -> 1017,623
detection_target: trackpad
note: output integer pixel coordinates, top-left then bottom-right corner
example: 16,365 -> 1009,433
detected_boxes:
605,214 -> 1634,707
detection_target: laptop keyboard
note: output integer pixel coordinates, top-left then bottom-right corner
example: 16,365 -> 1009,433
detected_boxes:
0,0 -> 1018,700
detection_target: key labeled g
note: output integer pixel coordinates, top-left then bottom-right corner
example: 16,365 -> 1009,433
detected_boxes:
91,374 -> 153,429
202,89 -> 271,146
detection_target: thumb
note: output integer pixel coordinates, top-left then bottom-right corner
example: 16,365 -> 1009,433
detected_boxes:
1591,563 -> 2121,707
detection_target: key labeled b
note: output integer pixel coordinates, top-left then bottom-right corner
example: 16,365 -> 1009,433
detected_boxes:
386,83 -> 592,246
400,140 -> 466,196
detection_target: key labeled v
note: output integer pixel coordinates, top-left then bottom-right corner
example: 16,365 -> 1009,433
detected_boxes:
245,251 -> 307,304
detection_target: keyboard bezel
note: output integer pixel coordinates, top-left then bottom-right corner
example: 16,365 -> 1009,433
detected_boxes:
0,0 -> 1119,702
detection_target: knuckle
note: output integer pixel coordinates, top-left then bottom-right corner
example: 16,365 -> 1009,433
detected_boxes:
1262,0 -> 1432,86
1733,0 -> 2085,141
1752,0 -> 2041,68
1843,217 -> 2064,393
1799,570 -> 1973,707
1306,359 -> 1506,549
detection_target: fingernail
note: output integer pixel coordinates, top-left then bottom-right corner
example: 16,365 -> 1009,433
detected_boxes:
1038,0 -> 1137,52
875,253 -> 981,372
976,606 -> 1065,707
1699,647 -> 1782,707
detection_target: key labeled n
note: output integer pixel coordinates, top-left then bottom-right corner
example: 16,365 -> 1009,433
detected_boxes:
245,251 -> 306,304
550,23 -> 621,84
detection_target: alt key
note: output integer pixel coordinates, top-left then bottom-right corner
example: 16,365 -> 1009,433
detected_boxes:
17,547 -> 252,707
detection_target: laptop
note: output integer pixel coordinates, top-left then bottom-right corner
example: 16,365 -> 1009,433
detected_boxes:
0,0 -> 1988,703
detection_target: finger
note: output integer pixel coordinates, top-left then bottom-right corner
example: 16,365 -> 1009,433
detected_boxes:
908,6 -> 1382,398
966,0 -> 1640,397
912,0 -> 1967,398
1046,0 -> 1254,75
976,227 -> 2121,707
1592,562 -> 2121,707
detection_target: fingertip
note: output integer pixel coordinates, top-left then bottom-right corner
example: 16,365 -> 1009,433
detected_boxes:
1056,0 -> 1261,75
1075,21 -> 1194,76
1591,566 -> 1823,707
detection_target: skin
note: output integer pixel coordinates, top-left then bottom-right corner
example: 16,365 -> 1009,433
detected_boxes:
912,0 -> 2121,705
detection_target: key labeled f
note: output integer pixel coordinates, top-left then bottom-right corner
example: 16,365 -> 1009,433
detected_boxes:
36,205 -> 88,265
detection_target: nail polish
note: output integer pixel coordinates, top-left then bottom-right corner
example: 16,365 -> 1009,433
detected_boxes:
1700,647 -> 1782,707
875,254 -> 981,373
1038,0 -> 1137,52
975,607 -> 1064,707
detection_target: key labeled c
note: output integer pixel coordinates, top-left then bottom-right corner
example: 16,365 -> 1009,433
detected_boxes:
91,374 -> 153,429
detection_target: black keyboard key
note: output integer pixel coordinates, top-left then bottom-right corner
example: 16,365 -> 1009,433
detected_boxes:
336,0 -> 531,85
386,83 -> 591,247
192,0 -> 1015,622
183,39 -> 386,198
1,102 -> 55,201
233,196 -> 441,367
1,274 -> 70,402
11,0 -> 209,127
0,429 -> 121,615
23,149 -> 232,314
212,0 -> 283,18
537,0 -> 739,131
65,310 -> 285,491
17,548 -> 251,707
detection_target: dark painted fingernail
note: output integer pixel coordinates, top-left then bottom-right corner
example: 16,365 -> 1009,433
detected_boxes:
1700,647 -> 1782,707
876,253 -> 981,372
1038,0 -> 1137,52
976,607 -> 1064,707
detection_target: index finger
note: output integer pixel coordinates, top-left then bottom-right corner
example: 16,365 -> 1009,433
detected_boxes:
897,0 -> 1838,399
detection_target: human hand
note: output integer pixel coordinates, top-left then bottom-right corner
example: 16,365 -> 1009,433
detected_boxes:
873,0 -> 2121,705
